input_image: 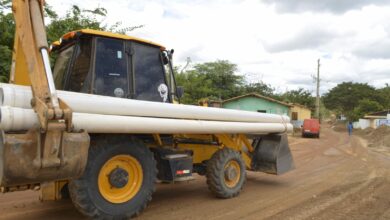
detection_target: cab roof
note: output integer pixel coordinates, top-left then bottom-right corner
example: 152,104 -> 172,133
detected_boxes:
52,29 -> 166,50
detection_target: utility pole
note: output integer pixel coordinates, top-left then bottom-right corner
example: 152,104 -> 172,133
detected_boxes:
315,59 -> 320,119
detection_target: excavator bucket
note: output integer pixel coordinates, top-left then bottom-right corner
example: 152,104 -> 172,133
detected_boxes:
251,133 -> 294,175
0,129 -> 89,191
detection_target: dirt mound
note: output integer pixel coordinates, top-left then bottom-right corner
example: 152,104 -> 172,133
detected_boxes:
365,125 -> 390,148
354,127 -> 374,136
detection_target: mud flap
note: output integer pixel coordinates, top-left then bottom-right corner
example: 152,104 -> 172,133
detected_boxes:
251,134 -> 294,175
0,130 -> 90,189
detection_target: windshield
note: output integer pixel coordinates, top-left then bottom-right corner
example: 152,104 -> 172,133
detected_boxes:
133,42 -> 168,102
53,45 -> 75,90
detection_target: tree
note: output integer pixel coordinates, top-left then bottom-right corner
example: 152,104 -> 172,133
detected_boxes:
0,2 -> 143,81
350,99 -> 383,121
377,84 -> 390,109
242,81 -> 275,97
322,82 -> 383,120
280,88 -> 315,109
0,0 -> 13,82
196,60 -> 244,99
176,60 -> 244,104
175,69 -> 214,104
45,5 -> 108,44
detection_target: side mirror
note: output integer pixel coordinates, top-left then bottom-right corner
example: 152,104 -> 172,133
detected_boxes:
176,86 -> 184,98
162,51 -> 169,64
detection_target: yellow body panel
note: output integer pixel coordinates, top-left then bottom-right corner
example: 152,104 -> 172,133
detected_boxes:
177,143 -> 220,164
56,29 -> 166,50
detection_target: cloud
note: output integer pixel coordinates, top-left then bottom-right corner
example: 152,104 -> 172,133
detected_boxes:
263,26 -> 339,53
47,0 -> 390,94
354,39 -> 390,59
263,0 -> 390,14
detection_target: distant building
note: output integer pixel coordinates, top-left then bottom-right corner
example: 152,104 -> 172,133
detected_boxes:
290,103 -> 312,121
290,103 -> 312,128
198,99 -> 222,108
362,109 -> 390,128
222,93 -> 292,115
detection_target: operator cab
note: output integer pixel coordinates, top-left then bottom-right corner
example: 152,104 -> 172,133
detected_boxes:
51,29 -> 181,103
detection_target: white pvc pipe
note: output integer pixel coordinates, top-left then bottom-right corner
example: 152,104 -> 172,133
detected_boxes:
0,106 -> 292,134
0,83 -> 290,124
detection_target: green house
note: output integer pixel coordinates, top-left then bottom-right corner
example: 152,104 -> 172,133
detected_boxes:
222,93 -> 292,115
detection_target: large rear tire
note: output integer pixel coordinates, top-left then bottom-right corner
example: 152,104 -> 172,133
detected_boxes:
69,137 -> 156,219
206,148 -> 246,198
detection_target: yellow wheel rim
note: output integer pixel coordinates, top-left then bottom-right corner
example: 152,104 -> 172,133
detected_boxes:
98,155 -> 143,204
224,160 -> 241,188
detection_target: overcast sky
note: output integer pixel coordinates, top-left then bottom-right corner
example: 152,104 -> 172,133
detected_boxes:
50,0 -> 390,95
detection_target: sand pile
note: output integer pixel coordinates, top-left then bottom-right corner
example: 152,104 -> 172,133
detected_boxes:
354,127 -> 374,136
360,125 -> 390,148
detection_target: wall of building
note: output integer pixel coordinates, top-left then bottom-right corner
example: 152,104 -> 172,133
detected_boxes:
290,105 -> 311,121
222,96 -> 290,115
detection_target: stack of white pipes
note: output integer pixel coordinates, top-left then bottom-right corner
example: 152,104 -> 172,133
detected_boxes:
0,83 -> 292,134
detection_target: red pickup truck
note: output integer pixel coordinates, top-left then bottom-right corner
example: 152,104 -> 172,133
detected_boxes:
302,119 -> 320,138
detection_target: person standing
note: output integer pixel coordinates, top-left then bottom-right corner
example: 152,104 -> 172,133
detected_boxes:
347,122 -> 353,136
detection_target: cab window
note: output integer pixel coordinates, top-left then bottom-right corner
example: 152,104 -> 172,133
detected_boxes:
53,45 -> 75,90
94,37 -> 128,97
133,43 -> 168,102
67,37 -> 92,93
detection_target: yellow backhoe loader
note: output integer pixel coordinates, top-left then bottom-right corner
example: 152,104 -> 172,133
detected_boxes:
0,0 -> 294,218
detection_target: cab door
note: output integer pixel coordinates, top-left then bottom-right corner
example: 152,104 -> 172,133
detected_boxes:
131,42 -> 170,103
93,37 -> 129,98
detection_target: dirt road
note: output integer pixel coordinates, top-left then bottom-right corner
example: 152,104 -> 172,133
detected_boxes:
1,125 -> 389,219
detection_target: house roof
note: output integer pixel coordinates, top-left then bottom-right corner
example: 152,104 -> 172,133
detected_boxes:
365,109 -> 390,117
222,93 -> 293,107
364,109 -> 390,119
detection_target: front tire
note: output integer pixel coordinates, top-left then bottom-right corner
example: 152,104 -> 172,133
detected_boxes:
206,148 -> 246,198
69,137 -> 156,219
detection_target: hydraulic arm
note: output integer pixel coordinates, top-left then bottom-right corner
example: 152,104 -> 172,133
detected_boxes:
0,0 -> 89,192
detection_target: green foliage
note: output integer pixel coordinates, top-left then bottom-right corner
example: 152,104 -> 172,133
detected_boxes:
46,5 -> 108,44
323,82 -> 385,120
242,82 -> 275,97
280,88 -> 315,109
196,60 -> 244,99
0,1 -> 13,82
176,60 -> 244,104
0,45 -> 11,81
0,2 -> 144,81
350,99 -> 383,121
176,60 -> 318,106
377,84 -> 390,109
175,69 -> 214,104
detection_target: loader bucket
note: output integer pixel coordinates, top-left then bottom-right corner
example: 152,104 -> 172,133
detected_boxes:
251,133 -> 294,175
0,129 -> 89,190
